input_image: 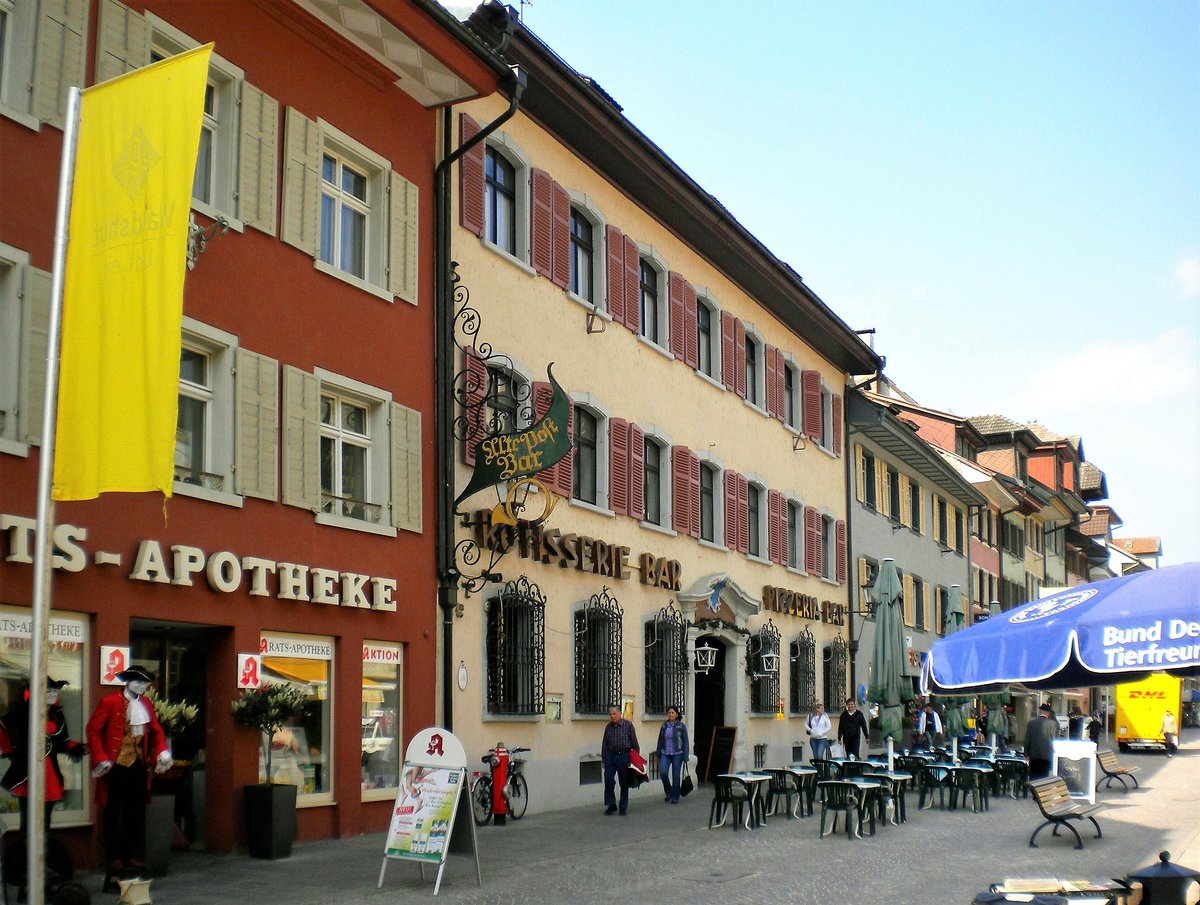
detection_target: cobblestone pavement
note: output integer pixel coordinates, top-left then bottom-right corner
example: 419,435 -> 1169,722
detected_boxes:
69,732 -> 1199,905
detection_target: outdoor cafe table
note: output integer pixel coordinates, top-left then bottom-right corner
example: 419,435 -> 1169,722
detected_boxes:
860,771 -> 914,824
717,772 -> 771,828
785,765 -> 818,817
844,777 -> 888,835
926,763 -> 994,812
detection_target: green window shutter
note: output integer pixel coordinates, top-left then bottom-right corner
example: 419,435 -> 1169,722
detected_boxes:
18,268 -> 52,445
238,83 -> 279,236
282,365 -> 320,510
94,0 -> 148,84
234,348 -> 279,501
281,107 -> 321,255
32,0 -> 88,128
388,171 -> 419,304
390,403 -> 422,533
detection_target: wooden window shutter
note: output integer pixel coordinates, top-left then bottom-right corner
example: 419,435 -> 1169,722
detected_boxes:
628,423 -> 645,521
899,474 -> 911,528
903,575 -> 915,628
688,450 -> 701,539
282,366 -> 320,511
831,394 -> 843,456
767,490 -> 783,564
734,319 -> 747,399
948,506 -> 959,552
32,0 -> 88,129
763,345 -> 777,417
608,417 -> 630,517
18,268 -> 52,445
550,182 -> 570,289
668,272 -> 686,359
237,83 -> 280,237
388,171 -> 419,303
772,348 -> 786,420
801,370 -> 822,441
234,348 -> 279,501
931,494 -> 942,544
925,584 -> 933,634
720,310 -> 737,391
835,520 -> 847,584
854,445 -> 865,502
459,113 -> 485,237
682,282 -> 699,370
671,446 -> 692,534
462,351 -> 490,466
723,470 -> 738,550
858,557 -> 870,591
95,0 -> 148,84
605,224 -> 626,325
529,168 -> 554,277
736,473 -> 749,554
558,401 -> 575,498
390,403 -> 422,533
877,465 -> 890,519
804,506 -> 820,573
281,107 -> 321,254
622,234 -> 640,333
532,381 -> 559,494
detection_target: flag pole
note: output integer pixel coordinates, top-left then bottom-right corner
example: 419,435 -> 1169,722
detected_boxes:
28,85 -> 82,905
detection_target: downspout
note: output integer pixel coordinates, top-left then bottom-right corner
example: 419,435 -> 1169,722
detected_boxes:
844,393 -> 858,698
433,68 -> 526,732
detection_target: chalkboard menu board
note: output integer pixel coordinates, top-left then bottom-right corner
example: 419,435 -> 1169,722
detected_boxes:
704,726 -> 737,781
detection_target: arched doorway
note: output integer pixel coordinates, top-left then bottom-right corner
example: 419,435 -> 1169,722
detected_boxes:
692,635 -> 726,781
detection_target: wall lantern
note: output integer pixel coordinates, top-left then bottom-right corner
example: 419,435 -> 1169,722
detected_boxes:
694,642 -> 717,674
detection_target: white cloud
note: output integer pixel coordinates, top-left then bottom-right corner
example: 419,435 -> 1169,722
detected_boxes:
1177,254 -> 1200,299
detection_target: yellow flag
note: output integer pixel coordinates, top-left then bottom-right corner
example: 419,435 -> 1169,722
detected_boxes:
52,44 -> 213,501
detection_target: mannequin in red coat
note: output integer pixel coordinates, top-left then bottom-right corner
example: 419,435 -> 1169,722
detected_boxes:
85,666 -> 172,876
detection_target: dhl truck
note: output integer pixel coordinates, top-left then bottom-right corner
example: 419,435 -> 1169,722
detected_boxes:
1114,673 -> 1183,751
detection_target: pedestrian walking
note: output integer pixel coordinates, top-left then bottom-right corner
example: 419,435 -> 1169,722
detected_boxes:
1024,703 -> 1057,779
805,703 -> 833,761
1086,713 -> 1102,745
601,705 -> 639,815
917,703 -> 943,750
1161,710 -> 1179,757
656,706 -> 689,804
837,698 -> 869,759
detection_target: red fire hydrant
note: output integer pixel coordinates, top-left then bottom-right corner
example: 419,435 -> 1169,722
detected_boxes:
490,742 -> 509,825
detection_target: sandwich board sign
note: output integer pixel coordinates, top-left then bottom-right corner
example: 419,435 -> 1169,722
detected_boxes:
378,728 -> 480,895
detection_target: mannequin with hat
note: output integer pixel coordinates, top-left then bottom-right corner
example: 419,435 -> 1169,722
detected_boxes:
85,666 -> 173,876
1023,702 -> 1059,780
0,677 -> 86,839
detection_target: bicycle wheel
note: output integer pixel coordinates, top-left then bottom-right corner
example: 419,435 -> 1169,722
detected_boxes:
470,776 -> 493,826
507,772 -> 529,820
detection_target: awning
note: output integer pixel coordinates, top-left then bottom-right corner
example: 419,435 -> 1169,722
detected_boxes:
263,657 -> 327,686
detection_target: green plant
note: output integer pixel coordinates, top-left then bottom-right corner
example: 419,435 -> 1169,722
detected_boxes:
231,684 -> 309,782
149,692 -> 200,736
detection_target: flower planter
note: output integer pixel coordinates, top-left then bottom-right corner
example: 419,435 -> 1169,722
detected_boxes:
242,783 -> 297,859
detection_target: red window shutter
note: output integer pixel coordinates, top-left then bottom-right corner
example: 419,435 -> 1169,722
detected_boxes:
668,272 -> 686,359
462,349 -> 489,466
836,519 -> 847,583
609,417 -> 630,517
734,319 -> 747,399
628,423 -> 645,521
767,490 -> 782,564
623,234 -> 640,333
804,505 -> 820,573
688,450 -> 701,538
558,400 -> 575,498
531,381 -> 555,490
459,114 -> 484,237
773,349 -> 786,420
720,311 -> 736,391
672,446 -> 692,534
723,470 -> 738,550
801,370 -> 822,442
550,181 -> 570,289
831,393 -> 843,456
736,473 -> 749,554
682,282 -> 699,370
605,224 -> 625,326
777,494 -> 790,564
763,345 -> 778,418
530,168 -> 553,277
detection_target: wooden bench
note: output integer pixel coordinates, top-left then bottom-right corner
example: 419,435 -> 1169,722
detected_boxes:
1027,776 -> 1103,849
1096,749 -> 1140,791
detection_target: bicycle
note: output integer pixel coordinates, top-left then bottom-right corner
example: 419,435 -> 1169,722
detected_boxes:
470,746 -> 530,825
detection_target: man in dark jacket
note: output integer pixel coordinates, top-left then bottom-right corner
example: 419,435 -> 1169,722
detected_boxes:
837,697 -> 869,758
1024,703 -> 1058,779
600,706 -> 639,816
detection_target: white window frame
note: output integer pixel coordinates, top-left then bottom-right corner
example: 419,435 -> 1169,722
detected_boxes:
784,493 -> 806,574
638,424 -> 673,533
314,368 -> 394,534
0,0 -> 35,129
565,191 -> 607,314
361,641 -> 403,802
820,511 -> 837,581
636,245 -> 669,353
819,380 -> 836,452
0,243 -> 27,456
781,353 -> 801,432
695,294 -> 721,384
314,120 -> 389,297
745,474 -> 769,561
481,131 -> 532,271
742,323 -> 766,412
696,450 -> 726,549
146,14 -> 245,230
568,392 -> 611,514
173,317 -> 242,508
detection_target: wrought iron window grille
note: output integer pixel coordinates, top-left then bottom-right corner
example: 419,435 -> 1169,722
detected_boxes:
789,626 -> 817,713
485,576 -> 546,715
822,635 -> 849,712
574,587 -> 623,715
748,619 -> 781,714
644,603 -> 687,715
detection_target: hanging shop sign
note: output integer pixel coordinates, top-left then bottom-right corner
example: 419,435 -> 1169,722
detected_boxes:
0,512 -> 398,611
761,584 -> 847,626
473,513 -> 682,590
455,365 -> 572,508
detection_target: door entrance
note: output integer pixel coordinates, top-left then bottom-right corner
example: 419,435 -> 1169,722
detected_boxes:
692,635 -> 726,782
130,620 -> 221,847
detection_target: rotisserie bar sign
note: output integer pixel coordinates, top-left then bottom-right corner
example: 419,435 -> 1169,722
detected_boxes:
0,513 -> 397,610
474,513 -> 682,590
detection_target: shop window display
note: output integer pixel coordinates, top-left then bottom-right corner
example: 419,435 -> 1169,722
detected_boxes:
361,642 -> 401,798
259,634 -> 332,800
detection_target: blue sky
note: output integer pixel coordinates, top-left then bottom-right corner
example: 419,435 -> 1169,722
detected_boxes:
484,1 -> 1200,564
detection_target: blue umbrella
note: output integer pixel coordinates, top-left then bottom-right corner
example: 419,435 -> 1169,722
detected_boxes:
921,562 -> 1200,694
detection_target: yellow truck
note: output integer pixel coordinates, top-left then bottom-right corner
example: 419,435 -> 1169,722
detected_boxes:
1114,673 -> 1183,752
